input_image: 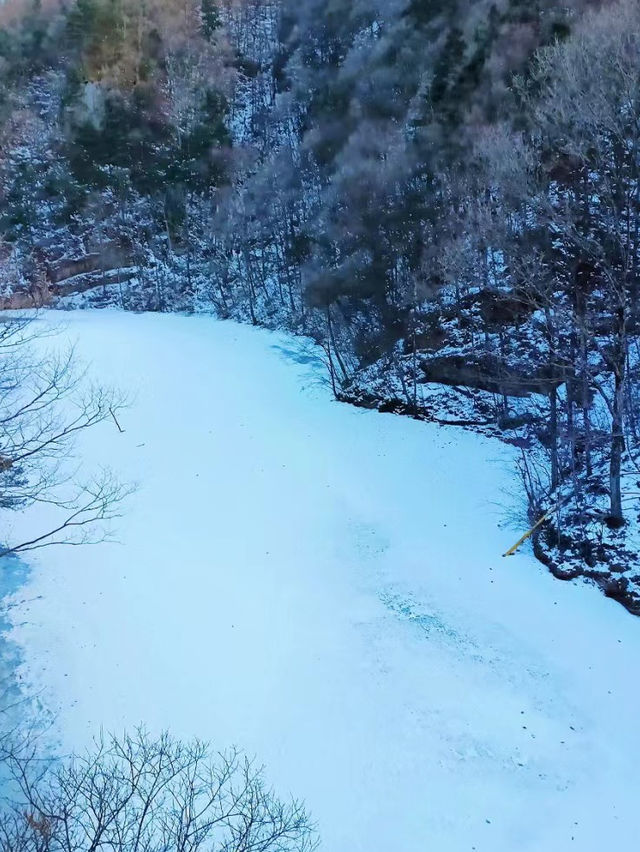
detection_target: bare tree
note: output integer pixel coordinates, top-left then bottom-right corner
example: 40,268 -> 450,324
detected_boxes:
0,314 -> 128,558
524,0 -> 640,525
0,729 -> 318,852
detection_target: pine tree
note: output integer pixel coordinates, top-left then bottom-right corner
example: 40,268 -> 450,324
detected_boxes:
405,0 -> 446,28
430,26 -> 466,106
201,0 -> 221,40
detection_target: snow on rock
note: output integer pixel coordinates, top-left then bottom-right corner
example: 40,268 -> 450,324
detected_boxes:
5,310 -> 640,852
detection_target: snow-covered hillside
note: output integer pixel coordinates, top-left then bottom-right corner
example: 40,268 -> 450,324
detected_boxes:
5,311 -> 640,852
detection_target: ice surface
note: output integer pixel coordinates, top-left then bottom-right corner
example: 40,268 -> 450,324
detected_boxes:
5,310 -> 640,852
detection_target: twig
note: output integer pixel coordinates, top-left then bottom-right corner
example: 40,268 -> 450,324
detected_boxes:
110,408 -> 125,433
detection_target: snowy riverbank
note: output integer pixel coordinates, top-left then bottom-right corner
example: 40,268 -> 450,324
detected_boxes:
4,310 -> 640,852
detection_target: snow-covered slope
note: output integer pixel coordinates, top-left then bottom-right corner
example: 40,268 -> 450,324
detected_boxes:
6,311 -> 640,852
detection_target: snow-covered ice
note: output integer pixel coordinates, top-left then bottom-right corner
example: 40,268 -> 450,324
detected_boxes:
5,310 -> 640,852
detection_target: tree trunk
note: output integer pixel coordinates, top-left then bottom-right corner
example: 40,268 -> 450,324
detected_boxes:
608,306 -> 627,527
327,306 -> 349,382
609,368 -> 626,526
550,386 -> 559,491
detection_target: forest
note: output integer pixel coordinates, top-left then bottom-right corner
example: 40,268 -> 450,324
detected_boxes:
1,0 -> 640,609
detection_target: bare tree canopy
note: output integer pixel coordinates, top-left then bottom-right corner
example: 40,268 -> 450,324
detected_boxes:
0,314 -> 129,558
0,729 -> 318,852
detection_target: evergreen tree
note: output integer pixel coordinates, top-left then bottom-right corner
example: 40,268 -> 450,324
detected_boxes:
201,0 -> 221,40
430,26 -> 466,107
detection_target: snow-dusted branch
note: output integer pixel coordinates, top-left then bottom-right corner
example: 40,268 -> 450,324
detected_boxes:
0,314 -> 130,558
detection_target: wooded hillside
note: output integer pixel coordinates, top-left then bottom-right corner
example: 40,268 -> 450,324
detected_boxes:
2,0 -> 640,610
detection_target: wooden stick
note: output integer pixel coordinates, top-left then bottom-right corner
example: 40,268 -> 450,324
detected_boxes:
503,509 -> 553,557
